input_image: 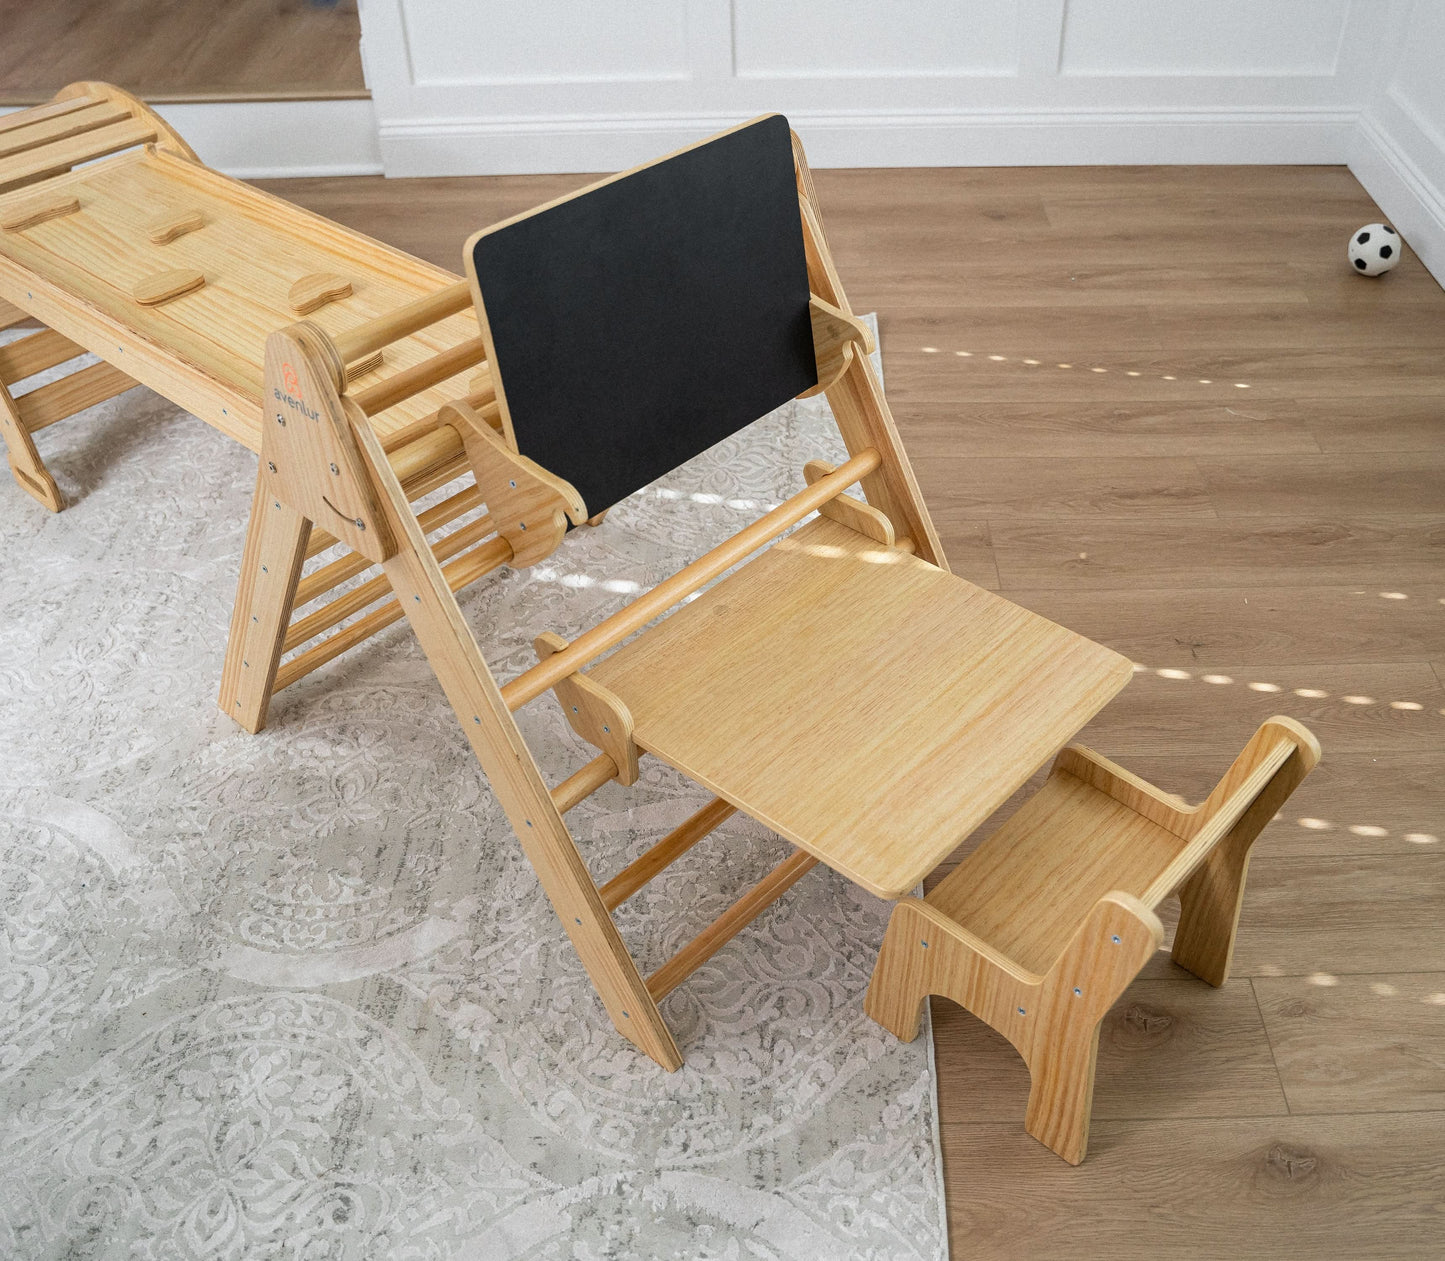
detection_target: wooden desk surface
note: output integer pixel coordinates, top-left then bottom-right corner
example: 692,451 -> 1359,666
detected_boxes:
0,148 -> 479,448
591,516 -> 1134,899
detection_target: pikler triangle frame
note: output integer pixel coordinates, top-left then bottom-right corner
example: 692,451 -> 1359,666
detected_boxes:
226,116 -> 1135,1067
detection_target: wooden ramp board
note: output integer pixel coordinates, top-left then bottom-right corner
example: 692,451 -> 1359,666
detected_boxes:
0,148 -> 481,449
467,113 -> 815,517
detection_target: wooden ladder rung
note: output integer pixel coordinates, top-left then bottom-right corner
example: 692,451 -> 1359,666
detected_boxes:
273,536 -> 511,692
0,101 -> 130,160
283,513 -> 497,652
15,360 -> 134,431
601,797 -> 736,912
0,328 -> 82,383
352,337 -> 488,418
551,753 -> 620,814
295,484 -> 484,606
646,849 -> 819,1001
0,97 -> 102,139
0,117 -> 157,194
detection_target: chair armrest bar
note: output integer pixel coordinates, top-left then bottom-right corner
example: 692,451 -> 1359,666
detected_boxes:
500,446 -> 882,711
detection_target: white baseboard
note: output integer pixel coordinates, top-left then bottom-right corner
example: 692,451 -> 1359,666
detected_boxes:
153,99 -> 382,177
1348,112 -> 1445,290
379,107 -> 1359,177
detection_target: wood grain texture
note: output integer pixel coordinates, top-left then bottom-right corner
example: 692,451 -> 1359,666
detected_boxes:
591,515 -> 1133,899
130,158 -> 1445,1242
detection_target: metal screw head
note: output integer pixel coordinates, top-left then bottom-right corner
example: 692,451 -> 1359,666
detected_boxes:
509,480 -> 517,488
330,462 -> 339,475
267,461 -> 276,473
1073,987 -> 1083,996
1112,935 -> 1121,944
276,413 -> 286,426
354,519 -> 365,530
519,522 -> 527,531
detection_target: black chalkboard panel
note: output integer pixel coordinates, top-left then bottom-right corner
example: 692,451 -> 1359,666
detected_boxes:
466,114 -> 816,516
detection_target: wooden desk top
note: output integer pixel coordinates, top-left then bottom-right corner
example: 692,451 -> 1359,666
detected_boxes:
0,148 -> 479,449
590,517 -> 1134,900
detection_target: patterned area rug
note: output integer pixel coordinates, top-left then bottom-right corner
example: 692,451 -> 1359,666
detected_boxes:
0,318 -> 947,1259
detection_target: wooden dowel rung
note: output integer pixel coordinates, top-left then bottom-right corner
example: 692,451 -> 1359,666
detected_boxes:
16,360 -> 134,430
600,797 -> 736,912
502,447 -> 882,711
304,444 -> 470,559
0,328 -> 82,382
331,280 -> 472,365
0,102 -> 129,160
274,536 -> 511,692
0,97 -> 101,138
295,485 -> 484,606
0,117 -> 157,193
389,423 -> 465,487
646,850 -> 819,1001
352,337 -> 487,418
284,513 -> 497,651
379,378 -> 497,455
551,754 -> 619,814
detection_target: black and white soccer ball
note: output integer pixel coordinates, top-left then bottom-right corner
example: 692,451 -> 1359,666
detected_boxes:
1348,223 -> 1402,276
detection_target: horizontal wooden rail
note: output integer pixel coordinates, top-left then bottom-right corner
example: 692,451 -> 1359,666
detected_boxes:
600,797 -> 736,913
646,850 -> 818,1000
0,102 -> 129,160
0,96 -> 101,138
16,361 -> 134,430
331,280 -> 472,365
501,447 -> 882,711
551,754 -> 619,814
284,513 -> 497,652
379,379 -> 496,455
351,337 -> 487,417
0,117 -> 156,193
296,485 -> 484,605
0,328 -> 82,382
274,536 -> 511,692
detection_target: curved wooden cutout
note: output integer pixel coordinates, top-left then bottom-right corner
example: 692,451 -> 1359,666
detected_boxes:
1,194 -> 80,232
146,208 -> 204,244
133,268 -> 204,306
289,271 -> 353,315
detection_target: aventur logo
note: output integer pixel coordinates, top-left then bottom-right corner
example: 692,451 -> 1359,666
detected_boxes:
272,386 -> 320,422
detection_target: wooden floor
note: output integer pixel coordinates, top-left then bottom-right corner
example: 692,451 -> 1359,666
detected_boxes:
0,0 -> 364,103
259,164 -> 1445,1259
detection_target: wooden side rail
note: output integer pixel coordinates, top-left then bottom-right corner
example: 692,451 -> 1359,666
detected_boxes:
502,447 -> 883,710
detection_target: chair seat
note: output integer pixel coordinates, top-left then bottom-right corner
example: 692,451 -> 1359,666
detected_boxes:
929,768 -> 1188,975
588,516 -> 1133,899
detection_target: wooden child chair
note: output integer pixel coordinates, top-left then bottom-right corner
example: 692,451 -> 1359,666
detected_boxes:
864,716 -> 1321,1164
238,114 -> 1140,1069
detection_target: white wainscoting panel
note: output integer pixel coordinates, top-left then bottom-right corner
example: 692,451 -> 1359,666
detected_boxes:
356,0 -> 1391,175
1059,0 -> 1352,77
732,0 -> 1020,79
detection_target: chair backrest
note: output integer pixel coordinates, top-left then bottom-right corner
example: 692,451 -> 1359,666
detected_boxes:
465,113 -> 816,517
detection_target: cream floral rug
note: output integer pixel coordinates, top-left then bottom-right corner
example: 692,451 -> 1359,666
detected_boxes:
0,318 -> 947,1259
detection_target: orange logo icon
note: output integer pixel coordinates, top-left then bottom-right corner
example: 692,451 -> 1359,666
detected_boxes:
282,362 -> 301,397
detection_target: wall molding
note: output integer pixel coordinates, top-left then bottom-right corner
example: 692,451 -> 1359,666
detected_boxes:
379,105 -> 1359,177
154,99 -> 383,178
1348,110 -> 1445,287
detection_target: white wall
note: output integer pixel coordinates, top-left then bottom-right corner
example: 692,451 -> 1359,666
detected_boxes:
1349,0 -> 1445,284
358,0 -> 1381,174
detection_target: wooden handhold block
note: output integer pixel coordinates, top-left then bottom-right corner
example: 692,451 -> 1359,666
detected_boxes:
345,349 -> 383,383
1,194 -> 80,232
133,268 -> 205,306
147,208 -> 204,244
289,272 -> 352,314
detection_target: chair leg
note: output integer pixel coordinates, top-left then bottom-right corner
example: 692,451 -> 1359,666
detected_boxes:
1,376 -> 62,511
1172,741 -> 1313,986
864,899 -> 938,1042
218,473 -> 311,732
1021,892 -> 1162,1165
